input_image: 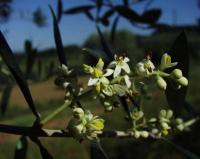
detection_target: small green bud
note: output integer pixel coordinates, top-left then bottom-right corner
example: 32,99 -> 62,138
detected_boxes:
161,122 -> 170,129
103,101 -> 113,112
134,131 -> 140,138
166,110 -> 173,119
176,118 -> 183,125
149,118 -> 157,123
162,129 -> 169,136
160,109 -> 167,117
156,76 -> 167,90
171,69 -> 182,79
73,108 -> 84,119
177,124 -> 184,131
151,128 -> 159,134
140,131 -> 149,138
132,110 -> 144,120
177,77 -> 188,86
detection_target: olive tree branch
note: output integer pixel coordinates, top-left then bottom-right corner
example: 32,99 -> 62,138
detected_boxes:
0,124 -> 159,139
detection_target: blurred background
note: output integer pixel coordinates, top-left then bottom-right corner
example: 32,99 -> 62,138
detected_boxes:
0,0 -> 200,159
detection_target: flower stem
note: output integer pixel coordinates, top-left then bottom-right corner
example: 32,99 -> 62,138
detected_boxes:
41,101 -> 71,125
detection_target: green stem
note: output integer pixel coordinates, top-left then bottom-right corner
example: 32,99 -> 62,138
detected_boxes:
41,101 -> 71,125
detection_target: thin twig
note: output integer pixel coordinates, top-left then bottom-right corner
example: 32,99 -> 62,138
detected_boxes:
0,124 -> 159,139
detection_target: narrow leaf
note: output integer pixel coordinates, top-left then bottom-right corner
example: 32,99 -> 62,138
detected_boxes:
82,48 -> 108,60
163,139 -> 200,159
30,137 -> 53,159
123,0 -> 129,6
64,5 -> 94,14
1,83 -> 12,116
119,96 -> 132,119
115,5 -> 140,22
96,0 -> 103,14
25,40 -> 37,79
96,25 -> 113,60
84,10 -> 94,21
110,16 -> 120,43
0,31 -> 40,118
57,0 -> 63,22
49,6 -> 67,65
91,140 -> 109,159
165,31 -> 189,116
14,136 -> 28,159
100,9 -> 115,26
141,9 -> 161,24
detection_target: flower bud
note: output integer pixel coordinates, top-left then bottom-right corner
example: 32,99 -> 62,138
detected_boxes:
151,128 -> 159,134
161,122 -> 170,130
140,131 -> 149,138
156,76 -> 167,90
177,77 -> 188,86
160,109 -> 167,117
171,69 -> 182,79
73,108 -> 84,119
177,124 -> 184,131
166,110 -> 173,119
176,118 -> 183,125
162,129 -> 168,136
103,101 -> 113,112
132,110 -> 144,121
134,131 -> 140,138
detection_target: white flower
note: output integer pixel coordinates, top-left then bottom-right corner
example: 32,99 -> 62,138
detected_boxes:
109,55 -> 131,78
84,58 -> 113,93
135,59 -> 155,77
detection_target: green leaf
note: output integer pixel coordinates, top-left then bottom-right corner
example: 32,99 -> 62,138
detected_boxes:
96,25 -> 113,60
165,31 -> 189,116
84,10 -> 94,21
14,136 -> 28,159
163,139 -> 200,159
49,5 -> 67,65
123,0 -> 129,6
100,9 -> 115,26
114,5 -> 140,22
140,9 -> 161,24
0,83 -> 12,116
64,5 -> 94,14
30,137 -> 54,159
110,16 -> 120,43
57,0 -> 63,22
82,48 -> 108,60
96,0 -> 103,14
0,31 -> 40,118
25,40 -> 37,79
90,140 -> 109,159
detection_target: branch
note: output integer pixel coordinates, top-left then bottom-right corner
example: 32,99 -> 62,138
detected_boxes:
0,124 -> 158,139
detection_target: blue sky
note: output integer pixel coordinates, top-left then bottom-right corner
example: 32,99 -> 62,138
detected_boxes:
0,0 -> 199,52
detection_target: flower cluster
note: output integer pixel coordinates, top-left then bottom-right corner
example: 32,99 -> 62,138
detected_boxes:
59,53 -> 195,141
127,108 -> 196,139
68,107 -> 105,140
135,53 -> 188,90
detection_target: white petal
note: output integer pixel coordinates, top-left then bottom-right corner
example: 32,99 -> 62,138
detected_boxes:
108,61 -> 116,68
124,75 -> 131,88
114,65 -> 121,77
100,77 -> 109,84
122,62 -> 130,73
88,78 -> 99,86
104,69 -> 114,77
123,57 -> 130,63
